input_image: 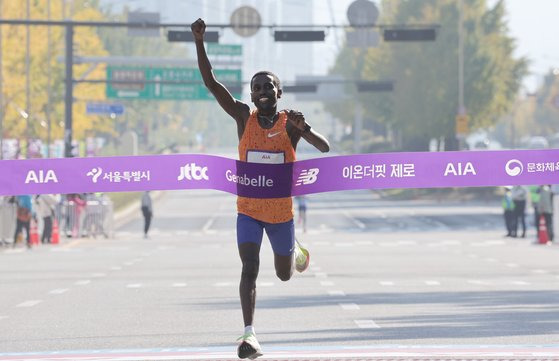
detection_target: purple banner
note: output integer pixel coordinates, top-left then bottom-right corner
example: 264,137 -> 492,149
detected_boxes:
0,149 -> 558,197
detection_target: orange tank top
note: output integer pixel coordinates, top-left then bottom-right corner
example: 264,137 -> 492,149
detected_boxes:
237,110 -> 295,223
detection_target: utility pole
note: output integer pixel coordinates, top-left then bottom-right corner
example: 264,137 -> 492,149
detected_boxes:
46,0 -> 51,157
64,23 -> 74,158
25,0 -> 30,158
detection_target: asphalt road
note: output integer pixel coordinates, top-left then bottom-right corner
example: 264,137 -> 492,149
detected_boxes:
0,189 -> 558,360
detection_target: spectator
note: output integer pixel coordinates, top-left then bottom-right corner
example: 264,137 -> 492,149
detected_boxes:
295,196 -> 308,233
528,185 -> 541,236
141,191 -> 153,239
35,194 -> 57,244
13,195 -> 32,248
511,185 -> 527,237
551,184 -> 559,241
502,187 -> 515,237
538,185 -> 553,242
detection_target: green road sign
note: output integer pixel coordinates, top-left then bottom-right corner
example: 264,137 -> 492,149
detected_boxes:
106,66 -> 242,100
207,43 -> 242,56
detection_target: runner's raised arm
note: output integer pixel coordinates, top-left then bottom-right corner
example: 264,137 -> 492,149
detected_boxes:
191,18 -> 249,127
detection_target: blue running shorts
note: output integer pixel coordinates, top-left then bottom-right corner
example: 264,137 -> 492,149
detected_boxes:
236,213 -> 295,256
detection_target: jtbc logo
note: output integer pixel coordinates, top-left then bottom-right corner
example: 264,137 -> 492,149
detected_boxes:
177,163 -> 209,181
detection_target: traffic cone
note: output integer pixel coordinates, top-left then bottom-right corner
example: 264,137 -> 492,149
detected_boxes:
538,214 -> 549,244
30,219 -> 40,246
51,219 -> 60,245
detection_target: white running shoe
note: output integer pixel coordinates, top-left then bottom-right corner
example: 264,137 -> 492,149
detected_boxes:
237,332 -> 263,359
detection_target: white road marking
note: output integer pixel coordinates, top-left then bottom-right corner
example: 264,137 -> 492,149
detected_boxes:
91,273 -> 107,277
467,280 -> 491,285
424,280 -> 441,286
334,242 -> 354,247
355,240 -> 374,246
510,281 -> 530,285
379,281 -> 394,286
531,269 -> 549,274
320,281 -> 335,286
506,263 -> 519,268
17,300 -> 43,307
355,319 -> 380,328
314,272 -> 328,278
485,258 -> 498,263
0,316 -> 8,320
110,266 -> 123,271
49,288 -> 69,295
214,282 -> 234,287
172,283 -> 187,287
342,211 -> 366,229
202,217 -> 215,232
127,284 -> 143,288
258,282 -> 274,287
340,303 -> 360,310
328,290 -> 346,296
74,280 -> 91,286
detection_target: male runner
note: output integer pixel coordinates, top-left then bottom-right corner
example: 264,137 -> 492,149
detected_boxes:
191,18 -> 330,360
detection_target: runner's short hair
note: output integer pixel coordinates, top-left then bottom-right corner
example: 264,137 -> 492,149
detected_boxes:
250,71 -> 281,90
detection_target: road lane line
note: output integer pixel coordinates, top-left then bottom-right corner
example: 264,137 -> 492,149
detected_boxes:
467,280 -> 491,285
320,281 -> 334,286
424,280 -> 441,286
49,288 -> 69,295
510,281 -> 530,285
126,284 -> 143,288
379,281 -> 394,286
16,300 -> 43,307
74,280 -> 91,286
202,217 -> 215,232
328,290 -> 346,296
172,283 -> 187,287
354,319 -> 380,328
342,210 -> 366,229
339,303 -> 360,310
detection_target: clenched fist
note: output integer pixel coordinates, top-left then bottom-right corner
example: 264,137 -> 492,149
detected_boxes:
191,18 -> 206,41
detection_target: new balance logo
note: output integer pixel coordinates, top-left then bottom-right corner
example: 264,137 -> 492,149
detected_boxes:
178,163 -> 209,181
295,168 -> 319,186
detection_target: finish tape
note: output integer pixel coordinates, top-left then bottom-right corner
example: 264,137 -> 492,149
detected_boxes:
0,149 -> 557,197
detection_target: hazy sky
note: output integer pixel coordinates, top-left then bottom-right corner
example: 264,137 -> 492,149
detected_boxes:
104,0 -> 559,91
504,0 -> 559,91
315,0 -> 559,92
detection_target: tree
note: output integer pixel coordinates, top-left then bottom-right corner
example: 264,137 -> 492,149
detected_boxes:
327,0 -> 527,151
0,0 -> 109,148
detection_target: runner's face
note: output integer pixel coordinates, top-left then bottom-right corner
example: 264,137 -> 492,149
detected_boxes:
251,74 -> 281,113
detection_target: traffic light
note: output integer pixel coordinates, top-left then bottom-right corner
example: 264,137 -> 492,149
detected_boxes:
283,84 -> 318,93
356,81 -> 393,92
383,28 -> 437,41
274,30 -> 325,42
167,30 -> 219,43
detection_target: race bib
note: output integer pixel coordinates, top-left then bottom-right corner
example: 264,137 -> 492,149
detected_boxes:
247,150 -> 285,164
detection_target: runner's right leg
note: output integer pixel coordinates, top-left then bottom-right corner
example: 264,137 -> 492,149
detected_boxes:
238,242 -> 262,359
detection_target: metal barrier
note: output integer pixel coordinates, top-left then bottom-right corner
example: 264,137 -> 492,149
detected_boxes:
0,194 -> 114,246
0,197 -> 16,243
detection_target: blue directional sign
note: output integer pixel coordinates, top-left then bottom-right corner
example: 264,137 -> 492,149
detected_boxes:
86,102 -> 125,115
